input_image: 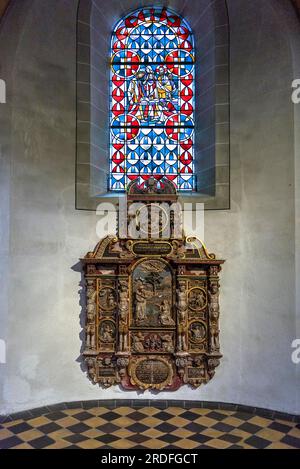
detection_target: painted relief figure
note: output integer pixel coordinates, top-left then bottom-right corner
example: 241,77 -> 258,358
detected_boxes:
132,260 -> 173,327
99,287 -> 116,311
99,320 -> 115,343
159,300 -> 175,326
188,288 -> 206,310
189,322 -> 206,343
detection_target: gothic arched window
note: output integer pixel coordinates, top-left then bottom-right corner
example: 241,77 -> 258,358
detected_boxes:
109,7 -> 195,192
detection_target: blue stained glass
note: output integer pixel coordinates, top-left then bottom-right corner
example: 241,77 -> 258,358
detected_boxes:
110,7 -> 195,191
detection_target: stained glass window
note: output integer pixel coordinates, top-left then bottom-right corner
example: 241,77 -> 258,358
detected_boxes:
110,7 -> 195,191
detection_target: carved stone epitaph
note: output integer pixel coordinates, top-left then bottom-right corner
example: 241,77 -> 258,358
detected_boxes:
81,178 -> 225,390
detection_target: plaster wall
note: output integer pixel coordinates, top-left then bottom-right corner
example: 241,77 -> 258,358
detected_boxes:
0,0 -> 299,414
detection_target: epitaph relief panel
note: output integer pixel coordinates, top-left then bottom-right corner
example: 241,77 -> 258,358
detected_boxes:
131,259 -> 174,328
81,178 -> 225,390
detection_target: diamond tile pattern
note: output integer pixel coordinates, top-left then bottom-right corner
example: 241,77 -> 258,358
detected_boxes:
0,406 -> 299,449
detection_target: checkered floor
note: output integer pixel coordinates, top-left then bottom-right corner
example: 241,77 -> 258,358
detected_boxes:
0,406 -> 299,449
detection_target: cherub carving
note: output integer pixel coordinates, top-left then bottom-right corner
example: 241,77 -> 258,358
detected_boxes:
119,281 -> 129,322
132,332 -> 144,352
85,280 -> 97,351
208,282 -> 220,321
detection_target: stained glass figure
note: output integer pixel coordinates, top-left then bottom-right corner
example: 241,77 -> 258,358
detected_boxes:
110,7 -> 195,191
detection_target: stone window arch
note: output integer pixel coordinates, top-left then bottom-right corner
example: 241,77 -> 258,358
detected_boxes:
76,0 -> 230,210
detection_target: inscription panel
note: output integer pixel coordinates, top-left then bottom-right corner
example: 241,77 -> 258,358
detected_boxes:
129,357 -> 173,390
133,242 -> 172,256
136,360 -> 169,384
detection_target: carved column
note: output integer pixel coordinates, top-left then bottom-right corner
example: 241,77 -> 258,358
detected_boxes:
208,265 -> 221,355
84,279 -> 97,355
117,276 -> 129,353
176,279 -> 188,354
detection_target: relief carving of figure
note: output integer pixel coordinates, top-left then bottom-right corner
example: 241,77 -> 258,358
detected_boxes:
85,321 -> 95,350
86,357 -> 96,382
100,322 -> 115,343
177,324 -> 187,352
209,265 -> 220,276
194,355 -> 205,367
82,178 -> 224,390
208,282 -> 220,321
190,323 -> 206,342
171,240 -> 185,259
188,288 -> 206,310
99,287 -> 116,310
162,334 -> 173,352
144,333 -> 162,351
119,281 -> 129,322
176,356 -> 192,380
119,322 -> 129,352
85,280 -> 96,351
208,358 -> 220,378
117,356 -> 129,379
135,281 -> 149,324
208,282 -> 220,352
132,332 -> 144,353
118,281 -> 129,351
210,324 -> 220,352
177,281 -> 187,324
159,300 -> 174,326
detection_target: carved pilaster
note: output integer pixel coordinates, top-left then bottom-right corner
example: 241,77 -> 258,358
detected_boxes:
176,279 -> 188,352
118,278 -> 129,352
208,272 -> 220,354
84,279 -> 97,355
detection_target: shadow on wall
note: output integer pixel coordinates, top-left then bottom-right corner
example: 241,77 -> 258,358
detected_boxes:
71,261 -> 88,378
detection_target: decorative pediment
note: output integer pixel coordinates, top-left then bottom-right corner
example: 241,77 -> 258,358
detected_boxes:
85,235 -> 216,262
